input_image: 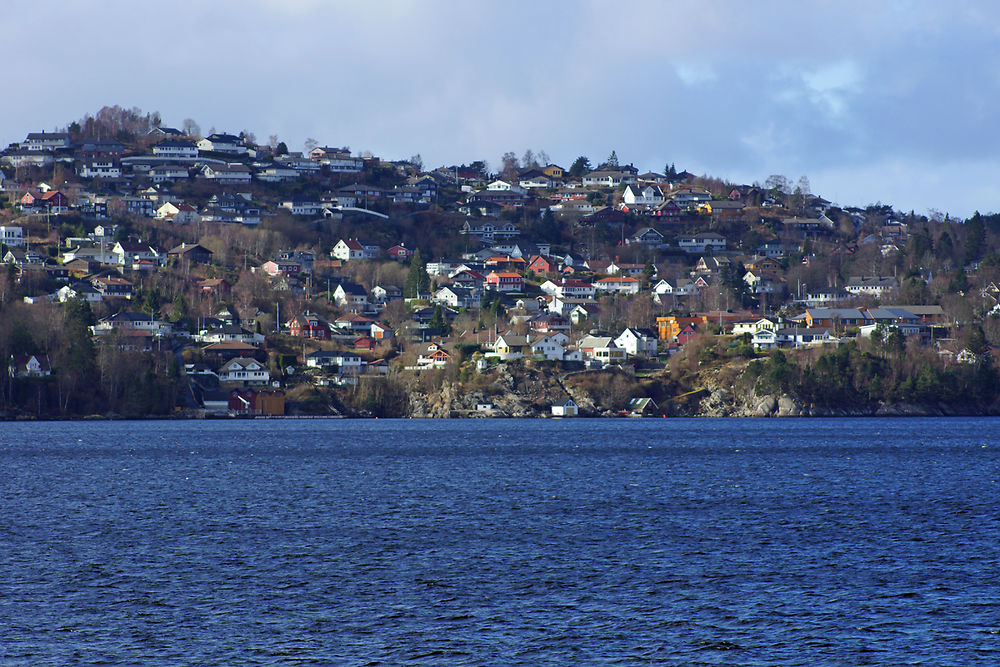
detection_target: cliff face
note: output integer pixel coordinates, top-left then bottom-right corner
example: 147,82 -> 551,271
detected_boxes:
390,359 -> 990,419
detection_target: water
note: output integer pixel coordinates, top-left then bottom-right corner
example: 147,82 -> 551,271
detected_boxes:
1,418 -> 999,665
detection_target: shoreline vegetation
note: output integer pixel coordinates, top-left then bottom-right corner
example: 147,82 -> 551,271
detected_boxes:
2,106 -> 1000,420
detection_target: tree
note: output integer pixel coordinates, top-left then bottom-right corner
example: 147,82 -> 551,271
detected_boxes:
604,150 -> 619,169
275,141 -> 288,156
404,249 -> 429,298
499,152 -> 519,181
568,156 -> 591,178
409,154 -> 423,171
765,174 -> 791,194
182,118 -> 201,137
304,137 -> 319,153
964,212 -> 986,264
521,149 -> 537,170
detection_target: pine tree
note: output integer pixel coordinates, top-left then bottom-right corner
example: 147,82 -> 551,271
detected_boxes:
404,249 -> 428,298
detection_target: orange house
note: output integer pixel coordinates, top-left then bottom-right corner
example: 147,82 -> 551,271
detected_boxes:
656,315 -> 709,340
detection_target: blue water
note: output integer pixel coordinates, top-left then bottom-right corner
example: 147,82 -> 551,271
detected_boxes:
1,418 -> 999,665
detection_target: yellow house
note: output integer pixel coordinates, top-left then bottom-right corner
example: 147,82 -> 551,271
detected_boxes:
542,164 -> 564,179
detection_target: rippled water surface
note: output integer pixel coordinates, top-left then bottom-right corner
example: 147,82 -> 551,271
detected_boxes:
2,418 -> 1000,665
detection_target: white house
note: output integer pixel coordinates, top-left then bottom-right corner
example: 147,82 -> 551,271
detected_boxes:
530,333 -> 573,361
593,276 -> 641,294
200,163 -> 252,185
218,357 -> 270,385
540,279 -> 596,300
678,233 -> 727,253
149,164 -> 191,183
152,139 -> 198,159
551,399 -> 579,417
332,239 -> 365,261
333,283 -> 370,311
197,133 -> 247,154
622,184 -> 664,209
614,328 -> 658,357
0,226 -> 24,247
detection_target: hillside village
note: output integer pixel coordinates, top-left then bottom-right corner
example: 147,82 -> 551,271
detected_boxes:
2,106 -> 1000,418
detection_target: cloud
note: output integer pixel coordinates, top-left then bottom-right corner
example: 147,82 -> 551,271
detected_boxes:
3,1 -> 1000,216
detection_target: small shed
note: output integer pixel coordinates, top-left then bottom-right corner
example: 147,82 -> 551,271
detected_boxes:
551,398 -> 579,417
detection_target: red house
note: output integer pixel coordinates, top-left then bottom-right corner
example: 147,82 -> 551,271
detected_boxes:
387,244 -> 413,261
677,323 -> 699,346
353,336 -> 375,350
527,255 -> 556,274
485,271 -> 524,292
289,312 -> 331,340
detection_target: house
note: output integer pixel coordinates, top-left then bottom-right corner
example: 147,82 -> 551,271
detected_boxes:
615,328 -> 659,357
0,226 -> 24,247
752,328 -> 779,350
594,276 -> 641,294
3,248 -> 44,267
551,399 -> 579,417
289,312 -> 332,339
200,163 -> 252,185
149,163 -> 192,183
844,276 -> 899,298
369,321 -> 395,342
628,227 -> 664,246
155,201 -> 199,223
656,315 -> 709,341
56,282 -> 102,303
20,190 -> 69,214
197,133 -> 247,154
78,159 -> 121,179
433,285 -> 479,309
576,336 -> 627,364
332,239 -> 368,261
775,327 -> 838,348
152,139 -> 198,159
803,308 -> 869,329
702,200 -> 745,220
333,283 -> 370,311
9,354 -> 52,378
581,170 -> 636,187
677,233 -> 727,253
540,279 -> 595,300
485,272 -> 524,293
305,351 -> 365,375
622,184 -> 664,210
92,311 -> 172,338
460,221 -> 521,242
527,255 -> 557,275
530,333 -> 574,361
227,388 -> 285,416
371,284 -> 402,305
254,163 -> 301,183
167,243 -> 213,264
627,397 -> 659,417
415,341 -> 452,369
387,244 -> 413,261
677,323 -> 699,345
492,333 -> 529,360
23,131 -> 70,151
90,275 -> 134,299
260,259 -> 303,277
198,325 -> 264,346
197,278 -> 232,298
218,357 -> 271,385
112,241 -> 160,266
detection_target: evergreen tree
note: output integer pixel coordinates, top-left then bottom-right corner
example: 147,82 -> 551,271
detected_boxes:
404,249 -> 429,298
568,156 -> 591,178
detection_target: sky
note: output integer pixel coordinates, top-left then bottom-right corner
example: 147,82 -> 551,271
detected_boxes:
5,0 -> 1000,218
